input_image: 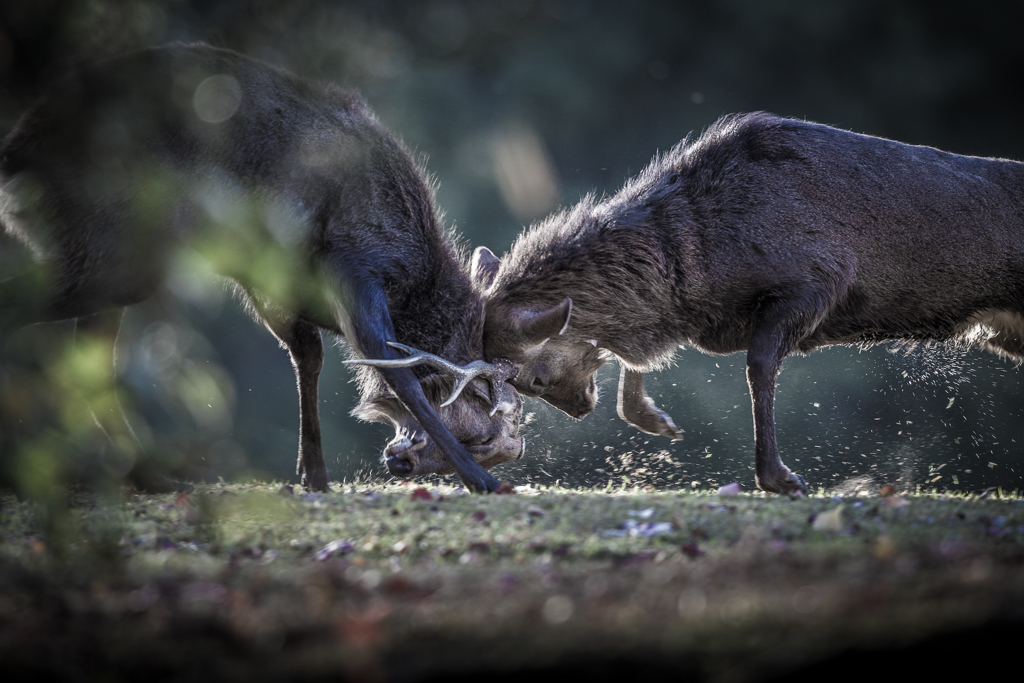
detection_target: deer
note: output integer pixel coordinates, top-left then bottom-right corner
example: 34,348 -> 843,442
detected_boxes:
475,111 -> 1024,495
0,43 -> 523,494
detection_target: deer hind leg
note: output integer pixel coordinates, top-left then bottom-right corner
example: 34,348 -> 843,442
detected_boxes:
745,287 -> 839,496
243,294 -> 329,492
282,319 -> 328,492
616,366 -> 681,439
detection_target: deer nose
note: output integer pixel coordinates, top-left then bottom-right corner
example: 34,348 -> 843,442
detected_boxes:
384,431 -> 426,477
386,456 -> 415,476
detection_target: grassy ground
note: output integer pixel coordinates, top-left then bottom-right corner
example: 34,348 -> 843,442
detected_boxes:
1,480 -> 1023,682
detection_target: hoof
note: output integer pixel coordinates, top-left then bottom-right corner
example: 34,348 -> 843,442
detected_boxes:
462,472 -> 504,494
301,468 -> 331,493
786,473 -> 809,497
757,470 -> 808,496
625,399 -> 682,440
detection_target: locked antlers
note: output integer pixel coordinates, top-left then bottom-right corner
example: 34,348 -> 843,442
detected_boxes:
345,342 -> 518,414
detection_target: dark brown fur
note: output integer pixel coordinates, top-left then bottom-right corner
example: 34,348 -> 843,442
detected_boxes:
0,44 -> 522,493
479,112 -> 1024,494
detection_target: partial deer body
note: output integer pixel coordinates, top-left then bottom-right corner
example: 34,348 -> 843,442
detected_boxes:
479,112 -> 1024,494
0,44 -> 522,492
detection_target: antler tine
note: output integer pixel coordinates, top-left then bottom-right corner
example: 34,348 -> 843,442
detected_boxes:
343,342 -> 461,373
440,354 -> 520,409
486,358 -> 519,417
388,344 -> 489,407
344,342 -> 503,407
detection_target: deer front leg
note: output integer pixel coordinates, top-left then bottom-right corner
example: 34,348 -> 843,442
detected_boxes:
616,366 -> 681,439
286,319 -> 329,492
247,296 -> 330,492
746,301 -> 812,496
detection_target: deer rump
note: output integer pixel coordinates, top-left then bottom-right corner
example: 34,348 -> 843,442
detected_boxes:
0,43 -> 522,493
479,112 -> 1024,495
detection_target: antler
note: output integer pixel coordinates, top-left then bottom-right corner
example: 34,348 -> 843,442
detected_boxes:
344,342 -> 518,413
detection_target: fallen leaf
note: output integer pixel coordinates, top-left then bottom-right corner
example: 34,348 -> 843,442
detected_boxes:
409,488 -> 433,502
602,520 -> 674,538
316,539 -> 355,561
811,505 -> 844,532
717,482 -> 741,497
634,521 -> 673,536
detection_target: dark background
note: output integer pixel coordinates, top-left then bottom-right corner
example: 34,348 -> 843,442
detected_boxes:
2,0 -> 1023,492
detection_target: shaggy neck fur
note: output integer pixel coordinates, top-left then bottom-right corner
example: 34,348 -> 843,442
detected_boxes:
489,147 -> 699,369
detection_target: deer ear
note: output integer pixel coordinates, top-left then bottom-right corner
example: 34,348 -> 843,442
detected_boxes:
513,298 -> 572,346
471,246 -> 501,289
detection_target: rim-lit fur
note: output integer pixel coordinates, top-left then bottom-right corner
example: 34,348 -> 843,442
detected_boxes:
482,112 -> 1024,494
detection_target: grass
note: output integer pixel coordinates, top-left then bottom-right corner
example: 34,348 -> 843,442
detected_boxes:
1,480 -> 1023,681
